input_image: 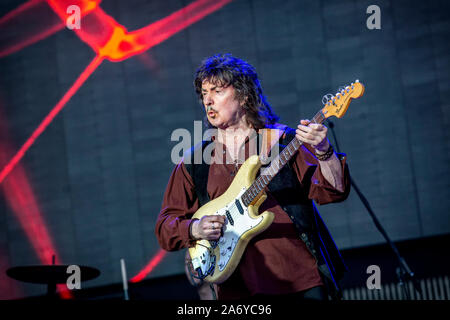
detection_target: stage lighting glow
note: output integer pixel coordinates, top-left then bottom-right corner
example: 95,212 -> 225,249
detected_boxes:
0,106 -> 73,299
0,0 -> 234,290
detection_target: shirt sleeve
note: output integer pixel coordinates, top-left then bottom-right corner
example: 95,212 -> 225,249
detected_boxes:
155,161 -> 200,251
291,143 -> 351,205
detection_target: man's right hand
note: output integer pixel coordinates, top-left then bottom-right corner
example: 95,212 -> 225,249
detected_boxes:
190,215 -> 226,240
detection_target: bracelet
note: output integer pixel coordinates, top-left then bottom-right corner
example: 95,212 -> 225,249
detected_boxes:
315,144 -> 334,161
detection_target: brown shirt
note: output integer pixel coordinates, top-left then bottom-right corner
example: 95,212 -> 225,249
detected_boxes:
155,128 -> 350,299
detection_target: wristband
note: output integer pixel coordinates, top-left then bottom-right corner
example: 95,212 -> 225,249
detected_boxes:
315,144 -> 334,161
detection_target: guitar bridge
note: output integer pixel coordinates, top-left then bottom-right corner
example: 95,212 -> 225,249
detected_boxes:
194,255 -> 216,279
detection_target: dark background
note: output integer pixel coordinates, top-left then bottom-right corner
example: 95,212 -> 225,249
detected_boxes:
0,0 -> 449,299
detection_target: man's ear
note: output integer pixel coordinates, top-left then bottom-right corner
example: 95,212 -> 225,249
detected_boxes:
240,95 -> 248,107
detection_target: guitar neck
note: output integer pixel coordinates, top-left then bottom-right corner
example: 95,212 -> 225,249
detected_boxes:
241,110 -> 326,207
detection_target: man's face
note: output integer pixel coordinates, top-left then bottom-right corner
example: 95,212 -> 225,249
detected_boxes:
201,80 -> 245,130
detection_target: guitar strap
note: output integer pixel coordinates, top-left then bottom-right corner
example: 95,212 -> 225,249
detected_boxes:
185,140 -> 212,207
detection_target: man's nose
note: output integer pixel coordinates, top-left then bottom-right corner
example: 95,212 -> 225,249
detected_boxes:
204,93 -> 213,106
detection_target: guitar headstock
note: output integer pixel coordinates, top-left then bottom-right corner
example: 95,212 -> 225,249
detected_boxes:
322,80 -> 365,119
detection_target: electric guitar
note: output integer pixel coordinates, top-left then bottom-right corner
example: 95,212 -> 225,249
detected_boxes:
188,80 -> 365,284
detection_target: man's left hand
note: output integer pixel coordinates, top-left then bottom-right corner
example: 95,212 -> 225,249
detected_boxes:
296,119 -> 329,153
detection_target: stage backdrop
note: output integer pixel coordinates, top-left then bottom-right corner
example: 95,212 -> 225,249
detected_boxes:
0,0 -> 449,299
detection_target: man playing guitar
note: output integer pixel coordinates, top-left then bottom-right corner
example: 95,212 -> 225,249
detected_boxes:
156,53 -> 351,300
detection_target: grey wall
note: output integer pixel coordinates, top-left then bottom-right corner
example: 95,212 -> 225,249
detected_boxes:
0,0 -> 449,299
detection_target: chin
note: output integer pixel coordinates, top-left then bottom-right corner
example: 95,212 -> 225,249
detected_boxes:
209,118 -> 222,127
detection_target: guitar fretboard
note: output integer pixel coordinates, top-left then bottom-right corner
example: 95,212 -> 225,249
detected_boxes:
241,110 -> 326,207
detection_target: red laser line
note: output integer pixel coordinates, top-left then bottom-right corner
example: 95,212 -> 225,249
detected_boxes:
129,249 -> 167,283
0,0 -> 42,25
0,55 -> 104,184
0,23 -> 65,59
0,0 -> 100,58
0,0 -> 235,284
129,0 -> 234,58
0,103 -> 73,299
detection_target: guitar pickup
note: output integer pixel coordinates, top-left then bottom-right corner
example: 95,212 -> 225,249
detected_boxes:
225,210 -> 234,225
235,199 -> 244,214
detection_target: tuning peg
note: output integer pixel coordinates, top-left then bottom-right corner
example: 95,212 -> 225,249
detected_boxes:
355,79 -> 359,83
340,89 -> 345,94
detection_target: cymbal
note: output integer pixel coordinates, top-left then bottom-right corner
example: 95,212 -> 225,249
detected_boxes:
6,265 -> 100,284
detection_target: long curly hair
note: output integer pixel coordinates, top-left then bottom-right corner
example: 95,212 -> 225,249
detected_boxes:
194,53 -> 279,129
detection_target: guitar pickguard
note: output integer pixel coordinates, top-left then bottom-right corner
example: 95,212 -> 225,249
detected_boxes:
190,188 -> 265,280
215,188 -> 263,271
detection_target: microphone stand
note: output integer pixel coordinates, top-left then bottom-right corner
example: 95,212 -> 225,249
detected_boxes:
326,119 -> 422,300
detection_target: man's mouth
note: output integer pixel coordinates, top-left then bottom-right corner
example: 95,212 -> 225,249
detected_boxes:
207,107 -> 217,118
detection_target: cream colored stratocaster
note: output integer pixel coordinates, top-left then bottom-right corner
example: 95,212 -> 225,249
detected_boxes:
188,80 -> 365,284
